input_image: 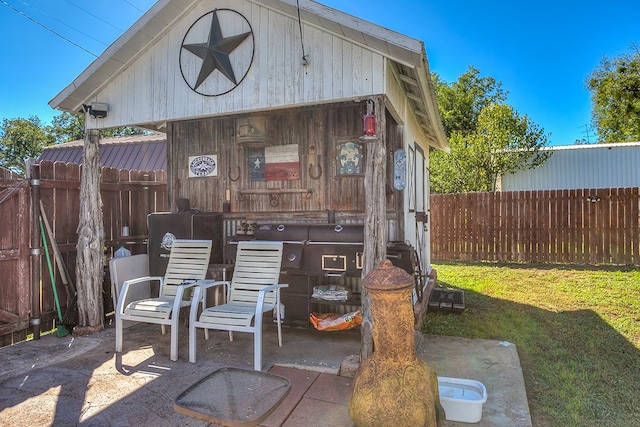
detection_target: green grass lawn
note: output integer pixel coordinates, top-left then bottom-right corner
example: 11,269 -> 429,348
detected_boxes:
424,262 -> 640,427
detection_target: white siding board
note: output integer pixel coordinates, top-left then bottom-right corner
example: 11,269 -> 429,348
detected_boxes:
320,31 -> 333,101
331,36 -> 343,100
284,16 -> 298,105
87,0 -> 394,128
342,40 -> 354,97
155,34 -> 169,122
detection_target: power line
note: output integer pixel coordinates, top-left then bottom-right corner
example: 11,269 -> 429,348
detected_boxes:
64,0 -> 125,33
14,0 -> 108,48
1,0 -> 98,57
121,0 -> 145,13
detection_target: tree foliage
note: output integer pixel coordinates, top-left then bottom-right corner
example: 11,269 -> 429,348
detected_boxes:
0,116 -> 55,174
49,112 -> 84,143
0,112 -> 148,175
587,45 -> 640,143
48,112 -> 146,143
430,67 -> 550,193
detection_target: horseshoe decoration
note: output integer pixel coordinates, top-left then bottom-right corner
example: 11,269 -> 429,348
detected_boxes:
309,162 -> 322,180
228,165 -> 241,182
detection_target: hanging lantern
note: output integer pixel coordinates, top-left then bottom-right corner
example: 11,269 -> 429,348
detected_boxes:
362,99 -> 376,136
363,114 -> 376,136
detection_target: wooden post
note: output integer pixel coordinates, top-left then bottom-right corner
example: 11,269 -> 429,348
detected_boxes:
360,95 -> 387,361
29,163 -> 41,339
75,128 -> 105,332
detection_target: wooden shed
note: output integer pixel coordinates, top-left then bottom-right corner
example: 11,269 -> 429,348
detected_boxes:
49,0 -> 448,325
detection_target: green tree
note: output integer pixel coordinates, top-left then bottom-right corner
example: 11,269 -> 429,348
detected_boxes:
587,45 -> 640,143
0,116 -> 55,174
430,67 -> 550,193
49,112 -> 146,144
432,67 -> 507,136
48,112 -> 84,143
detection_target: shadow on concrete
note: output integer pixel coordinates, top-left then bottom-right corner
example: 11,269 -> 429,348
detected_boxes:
0,323 -> 362,426
429,276 -> 640,426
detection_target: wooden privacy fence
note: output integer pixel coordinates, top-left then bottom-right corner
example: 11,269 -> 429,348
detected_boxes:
0,161 -> 167,345
430,188 -> 640,265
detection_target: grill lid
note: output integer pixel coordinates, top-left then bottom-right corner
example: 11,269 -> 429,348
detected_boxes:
254,223 -> 309,243
307,224 -> 364,244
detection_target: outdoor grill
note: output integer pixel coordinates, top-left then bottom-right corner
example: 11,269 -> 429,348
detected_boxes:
223,222 -> 417,324
305,224 -> 364,277
253,223 -> 308,271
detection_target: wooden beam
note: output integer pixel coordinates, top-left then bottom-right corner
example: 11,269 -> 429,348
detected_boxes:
406,92 -> 424,104
360,95 -> 387,361
414,109 -> 429,119
398,73 -> 419,87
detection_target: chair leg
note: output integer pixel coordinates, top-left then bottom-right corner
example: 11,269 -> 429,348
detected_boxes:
276,305 -> 283,347
254,314 -> 263,371
189,323 -> 197,363
115,314 -> 123,353
254,331 -> 261,371
170,318 -> 179,361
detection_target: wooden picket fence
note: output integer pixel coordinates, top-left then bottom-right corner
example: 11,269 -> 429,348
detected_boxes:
0,161 -> 167,345
430,188 -> 640,265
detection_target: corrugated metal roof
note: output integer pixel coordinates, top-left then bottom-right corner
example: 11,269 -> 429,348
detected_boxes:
501,141 -> 640,191
38,133 -> 166,171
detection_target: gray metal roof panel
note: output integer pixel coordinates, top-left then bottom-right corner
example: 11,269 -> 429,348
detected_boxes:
39,134 -> 167,171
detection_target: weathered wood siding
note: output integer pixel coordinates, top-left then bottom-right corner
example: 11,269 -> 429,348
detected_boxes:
89,0 -> 386,129
167,103 -> 403,220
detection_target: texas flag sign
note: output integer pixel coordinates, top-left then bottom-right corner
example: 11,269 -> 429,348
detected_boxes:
249,144 -> 300,181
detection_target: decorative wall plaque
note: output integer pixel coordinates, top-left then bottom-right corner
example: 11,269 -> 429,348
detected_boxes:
336,141 -> 363,175
189,155 -> 218,177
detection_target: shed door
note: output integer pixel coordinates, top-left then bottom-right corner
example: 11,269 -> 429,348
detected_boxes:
414,146 -> 428,273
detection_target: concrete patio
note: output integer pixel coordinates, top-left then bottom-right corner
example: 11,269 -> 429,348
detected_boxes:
0,322 -> 531,426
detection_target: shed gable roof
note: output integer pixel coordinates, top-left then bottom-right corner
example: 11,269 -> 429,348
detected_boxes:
49,0 -> 447,150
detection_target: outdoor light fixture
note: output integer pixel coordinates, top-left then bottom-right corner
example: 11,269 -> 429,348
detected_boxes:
587,195 -> 600,202
363,99 -> 376,136
87,102 -> 108,119
360,99 -> 378,141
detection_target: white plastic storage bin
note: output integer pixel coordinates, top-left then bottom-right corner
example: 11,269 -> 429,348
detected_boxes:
438,377 -> 487,423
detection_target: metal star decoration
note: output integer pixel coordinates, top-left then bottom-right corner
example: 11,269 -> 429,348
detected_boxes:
182,9 -> 252,91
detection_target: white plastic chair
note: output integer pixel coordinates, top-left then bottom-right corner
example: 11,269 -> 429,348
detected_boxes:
109,254 -> 151,329
115,239 -> 212,361
189,240 -> 287,370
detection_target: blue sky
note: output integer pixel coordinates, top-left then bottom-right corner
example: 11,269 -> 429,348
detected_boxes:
1,0 -> 638,145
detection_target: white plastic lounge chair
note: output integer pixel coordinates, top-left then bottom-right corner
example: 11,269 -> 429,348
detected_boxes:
115,239 -> 212,361
189,240 -> 287,370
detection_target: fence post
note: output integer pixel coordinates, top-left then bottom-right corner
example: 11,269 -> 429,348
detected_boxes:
29,163 -> 41,339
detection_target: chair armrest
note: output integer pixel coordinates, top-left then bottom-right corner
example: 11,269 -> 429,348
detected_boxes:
124,276 -> 163,286
260,283 -> 289,293
189,281 -> 232,320
117,276 -> 163,314
194,279 -> 230,291
256,283 -> 289,312
172,281 -> 206,313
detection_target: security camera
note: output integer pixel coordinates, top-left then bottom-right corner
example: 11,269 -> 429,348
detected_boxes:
90,102 -> 108,119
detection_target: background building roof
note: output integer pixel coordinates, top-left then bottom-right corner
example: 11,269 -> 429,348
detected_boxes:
38,133 -> 166,171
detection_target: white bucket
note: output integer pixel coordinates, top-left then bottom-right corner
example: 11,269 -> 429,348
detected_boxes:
438,377 -> 487,423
